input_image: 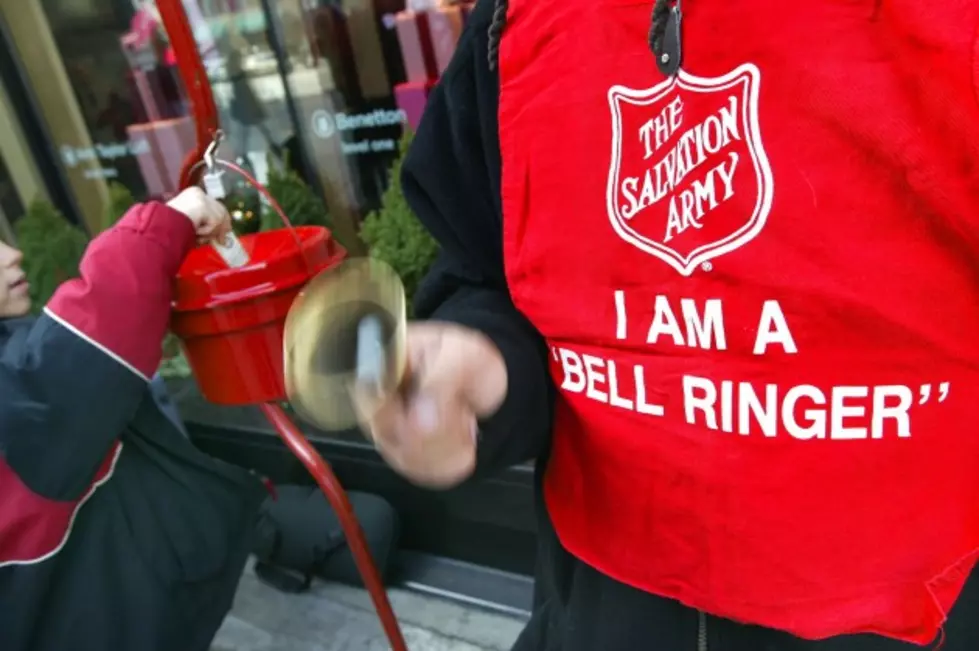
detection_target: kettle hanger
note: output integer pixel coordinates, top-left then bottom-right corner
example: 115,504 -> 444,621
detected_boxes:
650,0 -> 683,77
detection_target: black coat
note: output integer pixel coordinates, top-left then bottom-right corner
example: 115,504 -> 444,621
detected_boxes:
0,204 -> 268,651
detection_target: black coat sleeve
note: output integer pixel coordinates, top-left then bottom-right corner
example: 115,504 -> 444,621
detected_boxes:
403,0 -> 554,477
0,204 -> 196,503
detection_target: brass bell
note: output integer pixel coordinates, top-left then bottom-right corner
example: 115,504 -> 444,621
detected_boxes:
283,257 -> 408,431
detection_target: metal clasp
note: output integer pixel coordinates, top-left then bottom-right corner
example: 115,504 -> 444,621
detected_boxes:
203,129 -> 225,173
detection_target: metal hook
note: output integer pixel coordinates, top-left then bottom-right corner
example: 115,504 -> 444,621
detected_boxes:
203,129 -> 225,172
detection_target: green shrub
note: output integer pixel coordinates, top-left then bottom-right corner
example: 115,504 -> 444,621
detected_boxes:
15,195 -> 192,380
261,154 -> 332,233
15,199 -> 89,312
360,131 -> 439,316
158,333 -> 192,379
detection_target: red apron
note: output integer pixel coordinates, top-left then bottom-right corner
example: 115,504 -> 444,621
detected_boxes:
497,1 -> 979,644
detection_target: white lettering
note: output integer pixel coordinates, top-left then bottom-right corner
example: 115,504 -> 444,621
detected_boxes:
607,360 -> 634,410
619,178 -> 640,220
582,354 -> 609,403
663,153 -> 740,242
614,290 -> 627,340
871,385 -> 913,439
738,382 -> 778,437
720,380 -> 734,432
335,109 -> 407,131
556,352 -> 922,444
647,295 -> 685,346
638,96 -> 684,158
753,301 -> 798,354
681,298 -> 727,350
559,349 -> 585,392
683,375 -> 718,430
647,296 -> 727,350
688,378 -> 916,440
553,348 -> 664,416
635,365 -> 665,416
622,95 -> 742,224
830,386 -> 868,440
782,385 -> 826,440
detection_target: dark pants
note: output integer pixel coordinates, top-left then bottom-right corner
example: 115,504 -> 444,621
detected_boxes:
516,484 -> 978,651
514,554 -> 978,651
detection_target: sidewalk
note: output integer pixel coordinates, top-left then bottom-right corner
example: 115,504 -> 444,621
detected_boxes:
211,567 -> 527,651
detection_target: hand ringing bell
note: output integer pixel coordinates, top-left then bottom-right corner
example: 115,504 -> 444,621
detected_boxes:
283,258 -> 408,431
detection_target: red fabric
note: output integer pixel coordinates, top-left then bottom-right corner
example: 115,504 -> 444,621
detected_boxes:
498,1 -> 979,645
0,443 -> 121,567
47,203 -> 196,379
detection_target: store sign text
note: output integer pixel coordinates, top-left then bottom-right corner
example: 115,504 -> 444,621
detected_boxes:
312,108 -> 406,156
60,139 -> 153,181
61,139 -> 151,170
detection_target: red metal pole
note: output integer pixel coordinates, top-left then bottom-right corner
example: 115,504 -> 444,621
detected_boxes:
156,4 -> 409,649
156,0 -> 220,188
260,404 -> 409,651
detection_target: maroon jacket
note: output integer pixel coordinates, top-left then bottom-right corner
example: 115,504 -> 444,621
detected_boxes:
0,203 -> 266,651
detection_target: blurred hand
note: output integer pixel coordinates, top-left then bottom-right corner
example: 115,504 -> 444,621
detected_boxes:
357,322 -> 507,488
166,187 -> 232,244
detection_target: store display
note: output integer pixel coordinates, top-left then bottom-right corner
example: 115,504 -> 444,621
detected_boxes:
346,1 -> 392,100
394,10 -> 437,84
121,35 -> 174,121
427,3 -> 464,75
394,80 -> 435,131
34,0 -> 477,233
373,0 -> 410,91
392,1 -> 473,84
310,4 -> 363,101
126,117 -> 196,198
120,2 -> 185,122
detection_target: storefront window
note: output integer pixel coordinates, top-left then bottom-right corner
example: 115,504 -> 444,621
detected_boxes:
194,0 -> 296,186
0,150 -> 20,243
0,0 -> 188,230
262,0 -> 412,249
0,0 -> 472,241
47,0 -> 194,200
0,151 -> 23,228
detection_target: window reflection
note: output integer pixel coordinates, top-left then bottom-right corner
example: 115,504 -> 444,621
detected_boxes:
192,0 -> 293,186
41,0 -> 182,200
12,0 -> 470,243
0,151 -> 22,243
267,0 -> 414,249
0,152 -> 24,225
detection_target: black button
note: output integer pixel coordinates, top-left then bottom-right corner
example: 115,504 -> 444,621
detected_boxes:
656,5 -> 683,76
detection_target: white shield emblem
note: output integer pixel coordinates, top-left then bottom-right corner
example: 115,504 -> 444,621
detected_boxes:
606,63 -> 774,276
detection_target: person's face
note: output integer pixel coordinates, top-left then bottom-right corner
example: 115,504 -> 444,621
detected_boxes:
0,240 -> 30,318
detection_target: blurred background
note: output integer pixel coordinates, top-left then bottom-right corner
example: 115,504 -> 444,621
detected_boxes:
0,2 -> 538,646
0,0 -> 473,256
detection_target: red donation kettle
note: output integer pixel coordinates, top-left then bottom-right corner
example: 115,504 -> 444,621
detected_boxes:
170,225 -> 346,406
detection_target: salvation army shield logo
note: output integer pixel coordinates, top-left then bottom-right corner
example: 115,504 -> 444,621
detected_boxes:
606,63 -> 774,276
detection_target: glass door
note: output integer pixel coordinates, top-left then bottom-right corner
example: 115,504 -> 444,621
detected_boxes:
0,150 -> 24,242
262,0 -> 412,253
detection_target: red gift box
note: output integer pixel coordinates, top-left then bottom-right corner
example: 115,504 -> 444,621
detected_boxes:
395,80 -> 436,131
426,5 -> 464,75
394,10 -> 438,83
126,117 -> 196,199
